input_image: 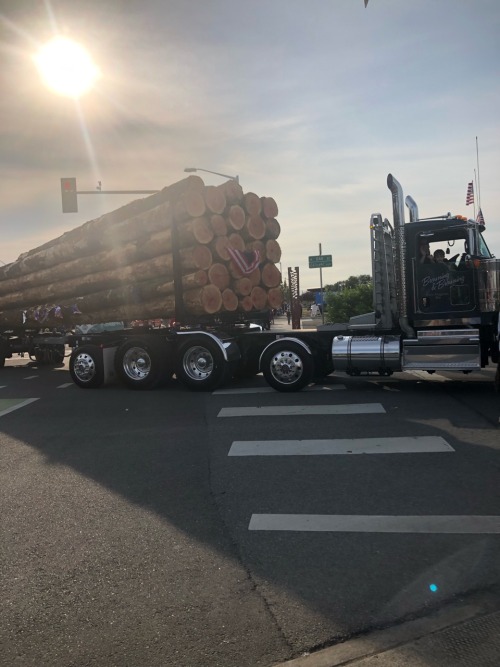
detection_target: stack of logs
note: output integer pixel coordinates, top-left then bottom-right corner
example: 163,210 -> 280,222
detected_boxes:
0,175 -> 283,328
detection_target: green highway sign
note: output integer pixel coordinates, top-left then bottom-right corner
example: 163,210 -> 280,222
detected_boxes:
308,254 -> 332,268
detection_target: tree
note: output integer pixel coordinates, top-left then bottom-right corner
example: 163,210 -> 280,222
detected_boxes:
325,275 -> 373,323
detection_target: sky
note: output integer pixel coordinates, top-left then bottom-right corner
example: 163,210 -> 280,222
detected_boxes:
1,0 -> 499,290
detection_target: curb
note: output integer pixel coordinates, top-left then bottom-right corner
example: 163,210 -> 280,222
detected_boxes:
273,588 -> 500,667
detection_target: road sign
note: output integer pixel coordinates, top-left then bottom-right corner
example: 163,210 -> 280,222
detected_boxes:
308,254 -> 332,268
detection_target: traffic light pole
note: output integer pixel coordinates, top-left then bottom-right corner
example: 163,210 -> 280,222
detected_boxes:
60,177 -> 160,213
76,190 -> 159,195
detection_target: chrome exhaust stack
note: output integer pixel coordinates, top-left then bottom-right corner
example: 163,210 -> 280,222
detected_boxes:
405,195 -> 419,222
387,174 -> 415,338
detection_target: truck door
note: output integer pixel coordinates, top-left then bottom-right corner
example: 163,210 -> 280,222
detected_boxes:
411,237 -> 478,322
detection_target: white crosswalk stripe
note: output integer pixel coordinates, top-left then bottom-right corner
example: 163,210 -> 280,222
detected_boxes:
217,384 -> 500,535
218,403 -> 385,417
228,436 -> 454,456
213,384 -> 346,395
248,514 -> 500,534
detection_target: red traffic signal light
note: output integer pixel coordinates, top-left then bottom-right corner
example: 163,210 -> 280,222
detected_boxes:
61,177 -> 78,212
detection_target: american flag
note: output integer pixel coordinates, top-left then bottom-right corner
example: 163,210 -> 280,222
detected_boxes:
476,208 -> 485,226
227,247 -> 260,275
466,181 -> 474,205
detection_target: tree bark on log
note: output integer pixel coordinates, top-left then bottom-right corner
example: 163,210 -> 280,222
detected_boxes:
0,228 -> 173,297
0,251 -> 212,312
1,201 -> 174,280
2,175 -> 203,273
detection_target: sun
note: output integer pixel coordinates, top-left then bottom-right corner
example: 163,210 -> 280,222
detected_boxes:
34,37 -> 101,99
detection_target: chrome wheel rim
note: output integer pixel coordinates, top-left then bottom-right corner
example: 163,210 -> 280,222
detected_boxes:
270,349 -> 303,384
122,347 -> 152,381
182,346 -> 214,382
73,352 -> 97,383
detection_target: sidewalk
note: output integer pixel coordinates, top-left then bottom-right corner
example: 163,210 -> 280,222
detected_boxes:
271,314 -> 320,331
274,589 -> 500,667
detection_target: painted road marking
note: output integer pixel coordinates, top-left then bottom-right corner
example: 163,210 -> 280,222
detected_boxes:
228,436 -> 453,456
218,403 -> 385,417
0,386 -> 6,389
23,375 -> 38,380
249,514 -> 500,534
57,383 -> 74,389
213,384 -> 346,395
0,398 -> 39,417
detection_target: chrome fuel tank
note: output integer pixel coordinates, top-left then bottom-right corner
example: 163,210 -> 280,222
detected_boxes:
332,335 -> 402,375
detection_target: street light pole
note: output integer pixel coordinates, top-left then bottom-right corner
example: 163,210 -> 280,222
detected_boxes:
184,167 -> 239,184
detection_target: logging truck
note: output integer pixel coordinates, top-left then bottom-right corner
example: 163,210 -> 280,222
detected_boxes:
0,173 -> 499,391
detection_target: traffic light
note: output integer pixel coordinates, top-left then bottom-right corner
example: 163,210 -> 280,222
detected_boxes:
61,177 -> 78,213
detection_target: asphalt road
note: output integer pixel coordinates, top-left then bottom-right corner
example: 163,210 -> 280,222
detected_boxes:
1,353 -> 499,666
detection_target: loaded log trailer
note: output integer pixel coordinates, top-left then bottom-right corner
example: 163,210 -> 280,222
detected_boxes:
1,173 -> 499,391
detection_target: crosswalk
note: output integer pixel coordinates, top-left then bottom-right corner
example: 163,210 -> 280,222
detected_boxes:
216,382 -> 500,535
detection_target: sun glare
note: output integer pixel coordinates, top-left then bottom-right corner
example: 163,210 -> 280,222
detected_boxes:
34,37 -> 101,99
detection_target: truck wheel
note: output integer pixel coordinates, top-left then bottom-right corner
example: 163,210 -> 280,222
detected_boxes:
114,339 -> 170,390
69,345 -> 104,389
176,336 -> 229,391
261,341 -> 313,392
0,356 -> 5,369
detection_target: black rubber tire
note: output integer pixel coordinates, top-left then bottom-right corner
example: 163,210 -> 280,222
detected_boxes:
175,336 -> 230,391
114,339 -> 171,390
69,345 -> 104,389
0,356 -> 5,369
261,341 -> 313,392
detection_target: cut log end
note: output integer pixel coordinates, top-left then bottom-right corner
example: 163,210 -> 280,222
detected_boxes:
208,263 -> 230,290
204,185 -> 227,215
261,262 -> 281,288
243,192 -> 262,216
250,286 -> 268,311
183,284 -> 222,315
261,196 -> 279,219
267,287 -> 283,309
228,205 -> 246,230
222,288 -> 238,311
